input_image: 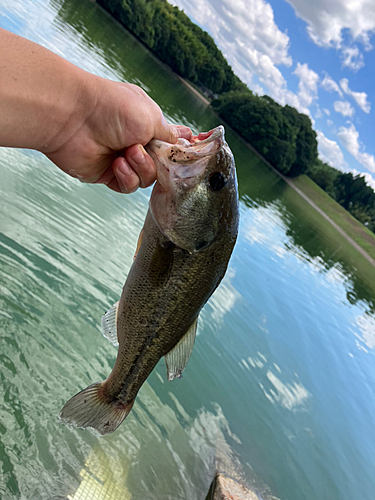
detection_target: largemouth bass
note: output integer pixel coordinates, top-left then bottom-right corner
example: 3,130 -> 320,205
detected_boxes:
60,125 -> 239,435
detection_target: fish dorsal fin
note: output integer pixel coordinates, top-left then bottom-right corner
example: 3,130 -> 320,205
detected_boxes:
101,301 -> 119,346
165,317 -> 198,381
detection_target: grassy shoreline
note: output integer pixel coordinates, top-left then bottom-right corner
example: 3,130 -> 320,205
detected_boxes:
289,175 -> 375,263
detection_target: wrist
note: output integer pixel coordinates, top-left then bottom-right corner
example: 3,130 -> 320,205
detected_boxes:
39,65 -> 100,155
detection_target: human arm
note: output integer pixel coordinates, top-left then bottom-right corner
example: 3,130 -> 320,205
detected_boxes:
0,28 -> 192,192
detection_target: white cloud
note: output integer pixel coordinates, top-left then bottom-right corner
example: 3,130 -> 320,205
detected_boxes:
317,131 -> 375,186
171,0 -> 292,85
172,0 -> 372,123
327,119 -> 333,126
316,130 -> 347,169
252,83 -> 265,96
337,123 -> 375,173
171,0 -> 315,113
341,46 -> 365,71
333,100 -> 355,117
350,170 -> 375,191
320,74 -> 343,96
363,174 -> 375,190
262,62 -> 320,116
323,108 -> 331,116
224,0 -> 292,63
283,0 -> 375,68
293,63 -> 319,108
340,79 -> 371,113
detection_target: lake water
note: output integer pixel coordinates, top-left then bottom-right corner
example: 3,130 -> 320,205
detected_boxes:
1,1 -> 375,499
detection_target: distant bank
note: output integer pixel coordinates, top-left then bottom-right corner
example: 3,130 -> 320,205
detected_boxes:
177,76 -> 211,106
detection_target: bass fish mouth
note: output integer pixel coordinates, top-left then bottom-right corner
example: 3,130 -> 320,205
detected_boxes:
168,125 -> 225,165
194,125 -> 225,144
146,126 -> 225,190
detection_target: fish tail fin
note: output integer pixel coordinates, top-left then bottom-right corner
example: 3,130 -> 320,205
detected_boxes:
59,382 -> 134,435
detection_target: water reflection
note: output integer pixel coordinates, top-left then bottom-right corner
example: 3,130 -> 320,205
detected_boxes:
207,268 -> 240,327
5,0 -> 374,318
280,189 -> 375,315
239,190 -> 375,316
353,313 -> 375,351
262,371 -> 310,411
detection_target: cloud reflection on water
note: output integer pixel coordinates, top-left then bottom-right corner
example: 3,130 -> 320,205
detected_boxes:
205,267 -> 241,328
240,350 -> 310,412
263,370 -> 310,411
353,313 -> 375,350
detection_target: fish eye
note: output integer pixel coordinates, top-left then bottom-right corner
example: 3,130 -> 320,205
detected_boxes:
209,172 -> 227,191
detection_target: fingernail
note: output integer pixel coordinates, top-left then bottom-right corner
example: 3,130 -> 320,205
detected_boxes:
130,145 -> 146,164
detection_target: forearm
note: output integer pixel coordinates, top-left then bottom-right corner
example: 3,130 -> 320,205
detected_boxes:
0,28 -> 97,153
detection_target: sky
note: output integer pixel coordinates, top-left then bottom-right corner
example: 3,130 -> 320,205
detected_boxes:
170,0 -> 375,190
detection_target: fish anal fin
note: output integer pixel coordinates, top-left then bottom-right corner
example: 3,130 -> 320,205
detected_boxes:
101,301 -> 119,346
165,317 -> 198,381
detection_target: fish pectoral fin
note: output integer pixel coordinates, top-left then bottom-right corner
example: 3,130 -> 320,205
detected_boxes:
101,301 -> 120,347
165,317 -> 198,381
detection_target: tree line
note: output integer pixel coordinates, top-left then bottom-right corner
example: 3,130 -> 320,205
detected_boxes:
97,0 -> 375,234
211,92 -> 317,177
307,160 -> 375,232
97,0 -> 244,94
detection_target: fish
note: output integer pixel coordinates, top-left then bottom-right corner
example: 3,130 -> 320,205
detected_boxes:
60,125 -> 239,435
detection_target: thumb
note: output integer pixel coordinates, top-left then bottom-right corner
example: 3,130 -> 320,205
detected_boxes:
153,115 -> 180,144
154,119 -> 194,145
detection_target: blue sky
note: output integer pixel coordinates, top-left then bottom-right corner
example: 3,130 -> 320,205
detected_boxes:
171,0 -> 375,189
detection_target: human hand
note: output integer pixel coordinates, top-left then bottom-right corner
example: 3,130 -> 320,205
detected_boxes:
45,79 -> 193,193
0,29 -> 193,192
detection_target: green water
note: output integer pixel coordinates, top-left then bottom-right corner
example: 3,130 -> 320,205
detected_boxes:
1,1 -> 375,499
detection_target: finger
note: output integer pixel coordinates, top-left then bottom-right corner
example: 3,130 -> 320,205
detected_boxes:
112,156 -> 140,193
104,176 -> 122,193
94,170 -> 122,192
94,163 -> 117,186
152,114 -> 180,144
174,125 -> 194,143
153,118 -> 195,145
95,157 -> 140,193
94,162 -> 123,192
126,145 -> 157,188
